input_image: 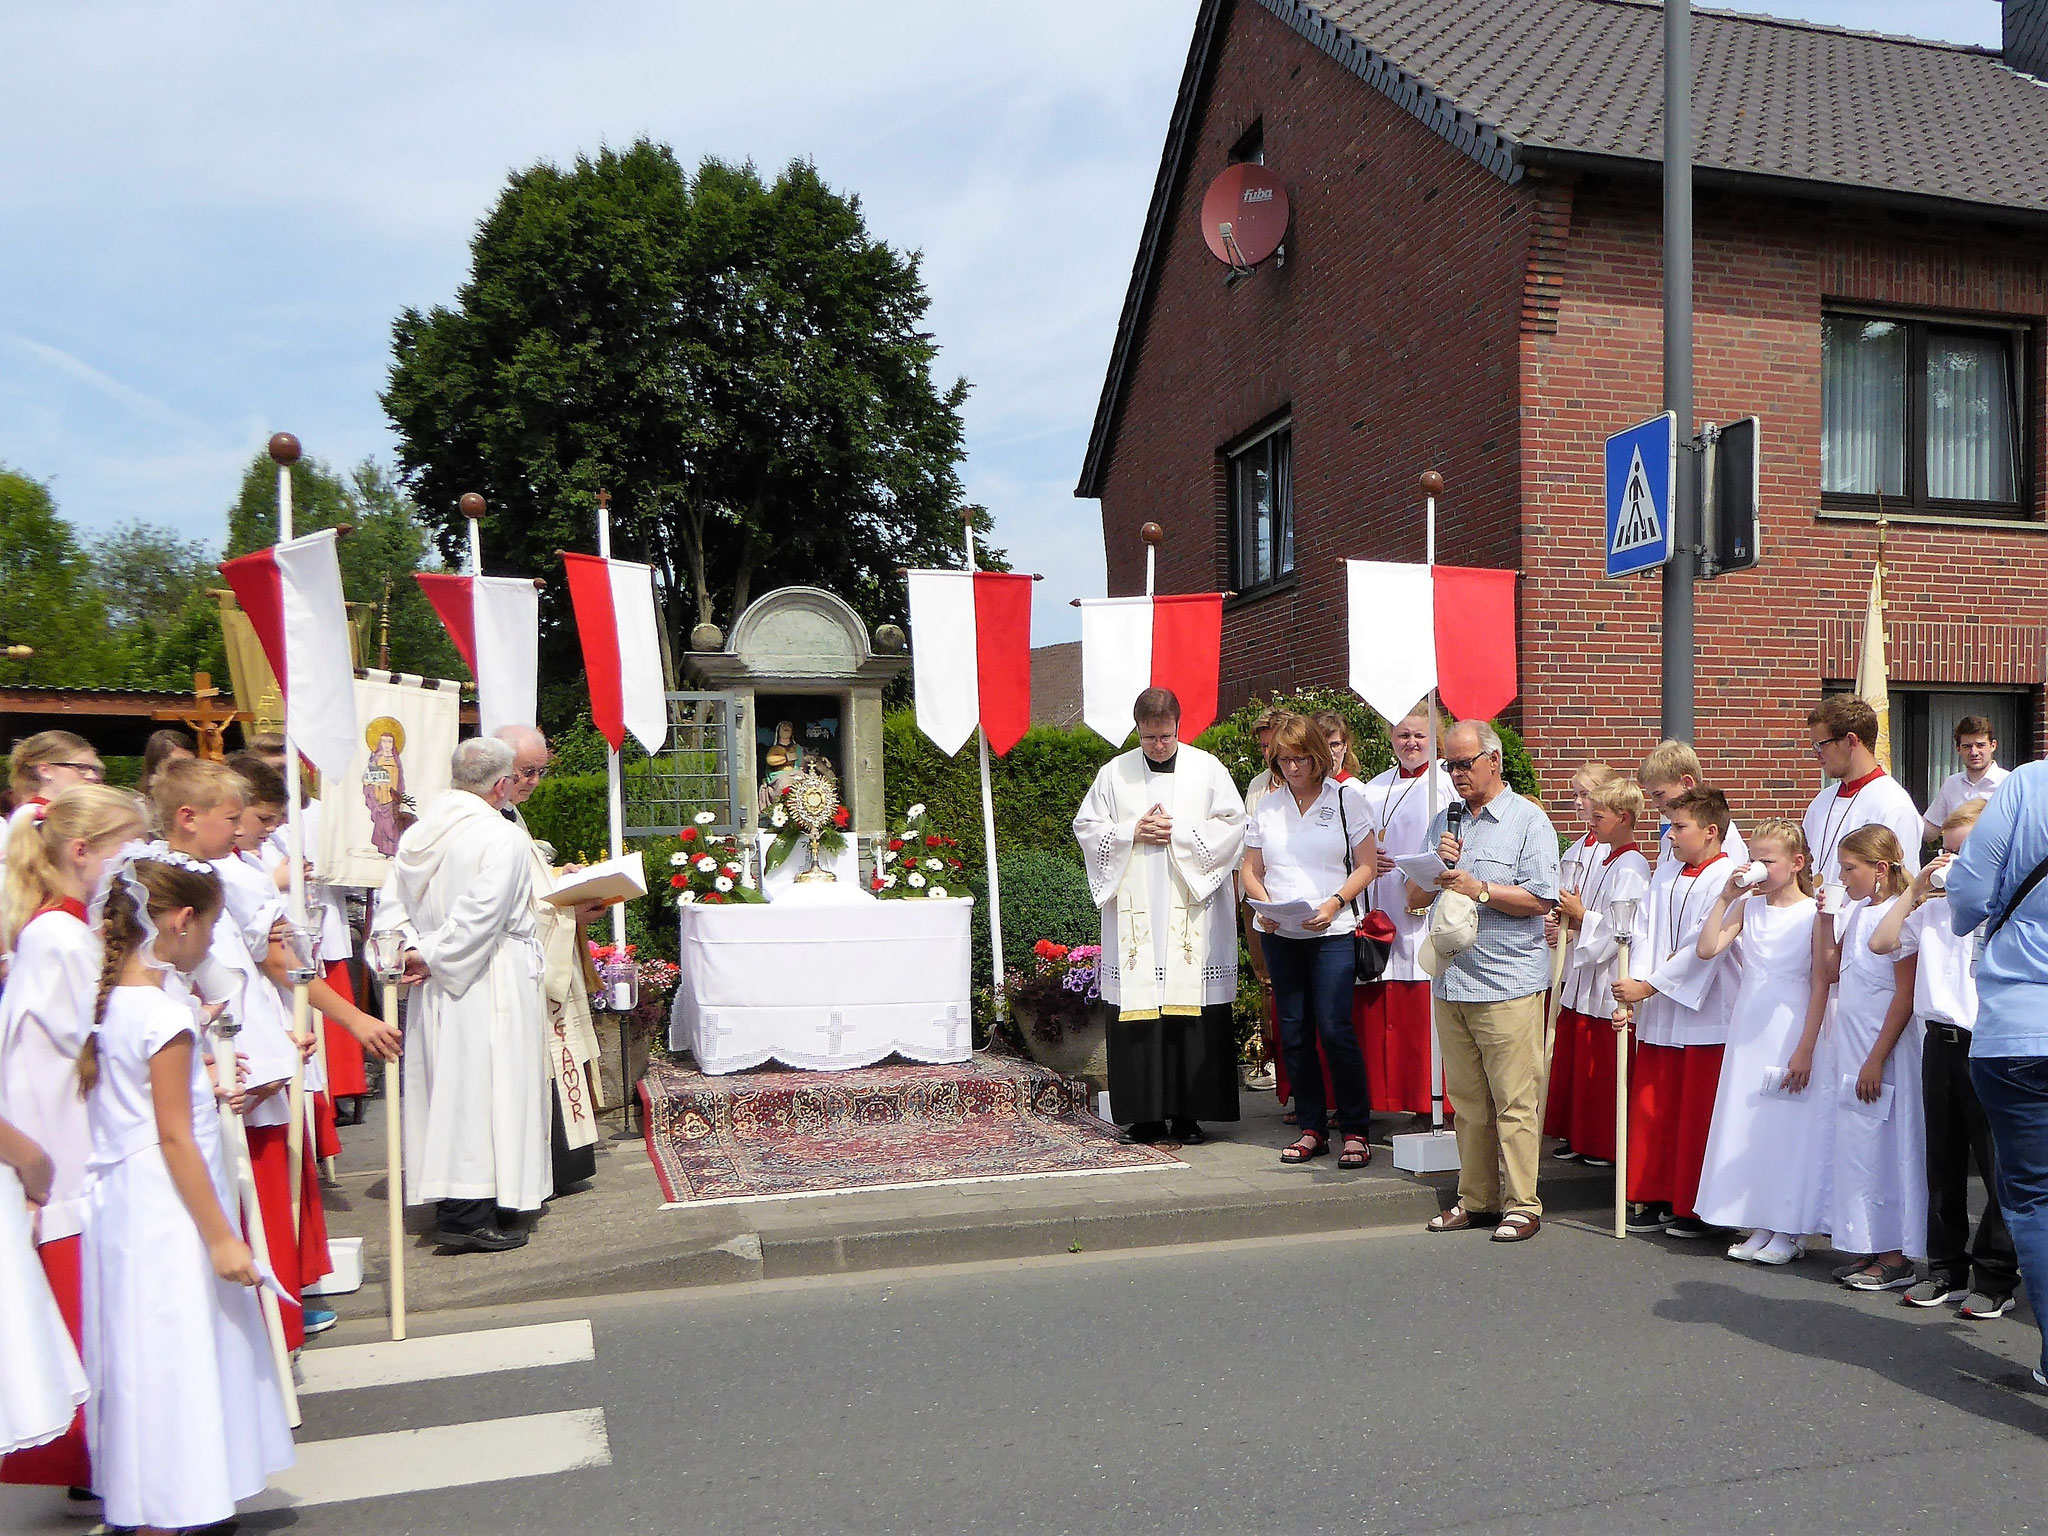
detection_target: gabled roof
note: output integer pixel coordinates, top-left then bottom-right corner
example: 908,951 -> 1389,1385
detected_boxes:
1077,0 -> 2048,497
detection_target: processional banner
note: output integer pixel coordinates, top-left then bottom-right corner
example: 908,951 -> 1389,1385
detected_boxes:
317,669 -> 463,889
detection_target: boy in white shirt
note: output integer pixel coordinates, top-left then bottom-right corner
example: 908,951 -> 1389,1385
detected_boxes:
1922,715 -> 2008,845
1870,797 -> 2019,1317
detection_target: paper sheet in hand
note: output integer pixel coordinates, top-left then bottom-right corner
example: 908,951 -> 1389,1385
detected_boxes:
254,1261 -> 301,1310
1248,898 -> 1321,927
542,851 -> 647,908
1393,852 -> 1449,887
1837,1074 -> 1894,1121
1759,1067 -> 1806,1100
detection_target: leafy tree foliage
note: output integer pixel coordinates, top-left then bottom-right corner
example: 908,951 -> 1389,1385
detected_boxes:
0,469 -> 118,685
384,140 -> 991,727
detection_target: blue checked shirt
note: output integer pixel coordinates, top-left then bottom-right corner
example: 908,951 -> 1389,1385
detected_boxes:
1947,761 -> 2048,1058
1422,787 -> 1561,1004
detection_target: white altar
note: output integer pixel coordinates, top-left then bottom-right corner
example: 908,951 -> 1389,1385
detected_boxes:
670,891 -> 976,1073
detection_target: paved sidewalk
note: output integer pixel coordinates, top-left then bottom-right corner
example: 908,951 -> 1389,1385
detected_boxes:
314,1084 -> 1611,1322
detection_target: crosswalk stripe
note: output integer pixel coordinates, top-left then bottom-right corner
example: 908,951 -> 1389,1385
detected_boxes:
245,1407 -> 611,1510
298,1319 -> 595,1396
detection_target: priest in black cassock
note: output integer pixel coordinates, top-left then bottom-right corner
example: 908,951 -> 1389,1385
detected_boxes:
1073,688 -> 1247,1144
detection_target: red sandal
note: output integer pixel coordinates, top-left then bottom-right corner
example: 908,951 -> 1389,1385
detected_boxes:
1338,1135 -> 1370,1168
1279,1132 -> 1328,1164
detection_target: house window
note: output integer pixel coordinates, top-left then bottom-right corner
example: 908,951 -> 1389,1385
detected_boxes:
1229,119 -> 1264,166
1891,687 -> 2032,816
1820,312 -> 2027,515
1229,424 -> 1292,591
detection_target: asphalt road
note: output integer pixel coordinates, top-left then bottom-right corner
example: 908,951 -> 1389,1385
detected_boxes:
11,1216 -> 2045,1535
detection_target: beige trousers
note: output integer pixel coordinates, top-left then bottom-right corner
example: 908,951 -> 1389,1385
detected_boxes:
1434,992 -> 1546,1216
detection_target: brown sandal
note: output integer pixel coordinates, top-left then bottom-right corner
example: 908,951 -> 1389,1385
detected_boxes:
1279,1132 -> 1327,1164
1491,1212 -> 1541,1243
1338,1135 -> 1370,1169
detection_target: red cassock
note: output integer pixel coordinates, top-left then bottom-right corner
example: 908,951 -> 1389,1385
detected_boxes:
1358,980 -> 1439,1116
0,1235 -> 90,1488
247,1121 -> 332,1350
1548,1007 -> 1629,1161
320,959 -> 368,1099
1625,1041 -> 1725,1217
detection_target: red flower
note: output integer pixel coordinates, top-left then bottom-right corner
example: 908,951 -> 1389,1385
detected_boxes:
669,874 -> 688,889
679,827 -> 698,843
925,835 -> 942,847
833,806 -> 849,829
888,838 -> 904,852
1033,939 -> 1069,961
704,891 -> 725,904
722,863 -> 741,877
871,876 -> 884,891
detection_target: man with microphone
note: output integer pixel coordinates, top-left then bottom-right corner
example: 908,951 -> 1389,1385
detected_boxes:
1404,719 -> 1560,1242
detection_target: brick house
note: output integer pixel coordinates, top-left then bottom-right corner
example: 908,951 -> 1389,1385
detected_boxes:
1077,0 -> 2048,818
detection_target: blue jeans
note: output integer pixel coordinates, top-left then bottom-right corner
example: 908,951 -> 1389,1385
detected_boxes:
1969,1055 -> 2048,1377
1265,933 -> 1370,1137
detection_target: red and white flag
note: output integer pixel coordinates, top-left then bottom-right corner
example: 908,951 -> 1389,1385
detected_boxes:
1345,560 -> 1519,724
219,528 -> 360,781
1077,593 -> 1223,745
414,573 -> 539,737
561,552 -> 668,755
906,570 -> 1033,756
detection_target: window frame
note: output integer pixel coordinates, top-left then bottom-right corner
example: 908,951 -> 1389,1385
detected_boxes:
1225,416 -> 1294,598
1819,306 -> 2032,521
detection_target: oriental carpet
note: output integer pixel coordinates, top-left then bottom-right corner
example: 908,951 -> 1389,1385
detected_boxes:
638,1049 -> 1182,1205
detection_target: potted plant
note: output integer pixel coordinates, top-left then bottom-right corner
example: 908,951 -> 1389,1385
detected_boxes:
1008,940 -> 1111,1087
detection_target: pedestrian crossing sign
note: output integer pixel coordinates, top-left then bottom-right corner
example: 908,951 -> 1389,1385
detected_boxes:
1604,412 -> 1676,578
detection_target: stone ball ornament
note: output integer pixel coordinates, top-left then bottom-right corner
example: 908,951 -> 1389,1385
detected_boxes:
873,623 -> 907,654
690,622 -> 725,653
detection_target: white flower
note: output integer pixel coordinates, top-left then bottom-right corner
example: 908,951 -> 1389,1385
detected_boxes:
669,851 -> 688,868
881,848 -> 896,864
882,874 -> 897,888
928,885 -> 947,899
908,872 -> 926,888
714,875 -> 734,893
694,811 -> 716,825
695,855 -> 718,873
924,857 -> 942,871
770,806 -> 788,828
906,803 -> 926,819
677,891 -> 698,905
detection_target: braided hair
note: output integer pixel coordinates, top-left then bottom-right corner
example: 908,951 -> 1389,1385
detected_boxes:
80,855 -> 224,1097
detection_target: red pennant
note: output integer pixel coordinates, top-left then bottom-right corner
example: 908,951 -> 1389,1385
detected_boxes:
1431,566 -> 1518,721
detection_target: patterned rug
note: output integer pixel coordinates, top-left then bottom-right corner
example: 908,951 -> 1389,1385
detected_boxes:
637,1049 -> 1183,1206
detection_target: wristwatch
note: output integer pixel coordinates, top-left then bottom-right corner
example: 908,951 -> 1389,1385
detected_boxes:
1476,884 -> 1493,905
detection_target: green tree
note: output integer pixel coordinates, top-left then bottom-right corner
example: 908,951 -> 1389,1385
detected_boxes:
226,454 -> 463,682
384,140 -> 989,726
0,468 -> 118,684
85,521 -> 227,688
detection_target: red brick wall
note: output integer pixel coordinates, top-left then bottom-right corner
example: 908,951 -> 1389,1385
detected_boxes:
1094,0 -> 2048,826
1521,180 -> 2048,822
1096,0 -> 1532,710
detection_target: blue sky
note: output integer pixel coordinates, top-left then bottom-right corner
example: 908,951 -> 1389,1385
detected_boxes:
0,1 -> 2003,644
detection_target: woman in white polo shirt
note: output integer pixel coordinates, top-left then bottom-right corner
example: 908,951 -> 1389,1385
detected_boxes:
1241,714 -> 1379,1166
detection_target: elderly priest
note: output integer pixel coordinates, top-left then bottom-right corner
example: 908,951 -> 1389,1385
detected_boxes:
496,723 -> 607,1194
1073,687 -> 1247,1145
375,736 -> 551,1253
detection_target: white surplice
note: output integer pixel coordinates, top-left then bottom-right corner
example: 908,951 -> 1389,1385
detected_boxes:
0,907 -> 98,1244
375,791 -> 550,1210
1074,745 -> 1245,1017
512,807 -> 603,1144
1359,764 -> 1455,981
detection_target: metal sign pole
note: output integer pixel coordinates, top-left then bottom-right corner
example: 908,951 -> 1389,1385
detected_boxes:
963,514 -> 1007,1026
1661,0 -> 1697,742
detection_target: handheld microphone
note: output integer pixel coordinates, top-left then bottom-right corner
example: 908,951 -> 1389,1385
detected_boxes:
1446,800 -> 1465,847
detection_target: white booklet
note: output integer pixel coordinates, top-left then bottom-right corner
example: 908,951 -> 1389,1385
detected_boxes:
1837,1073 -> 1894,1121
1759,1067 -> 1807,1099
1247,897 -> 1322,928
1394,852 -> 1450,887
541,850 -> 648,908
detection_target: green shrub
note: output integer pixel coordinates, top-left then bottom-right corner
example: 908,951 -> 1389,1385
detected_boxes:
962,846 -> 1100,988
521,772 -> 611,864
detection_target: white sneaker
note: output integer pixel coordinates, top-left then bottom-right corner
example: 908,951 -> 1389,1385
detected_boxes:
1725,1229 -> 1770,1262
1754,1233 -> 1805,1266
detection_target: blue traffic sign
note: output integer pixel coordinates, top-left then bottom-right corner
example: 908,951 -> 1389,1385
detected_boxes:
1604,411 -> 1676,578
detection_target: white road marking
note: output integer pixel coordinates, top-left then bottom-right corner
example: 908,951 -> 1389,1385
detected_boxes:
298,1319 -> 595,1395
245,1407 -> 611,1510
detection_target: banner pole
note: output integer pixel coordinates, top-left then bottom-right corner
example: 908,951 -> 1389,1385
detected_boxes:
597,491 -> 630,956
270,433 -> 316,1222
212,1012 -> 301,1427
1422,468 -> 1449,1138
963,513 -> 1005,1028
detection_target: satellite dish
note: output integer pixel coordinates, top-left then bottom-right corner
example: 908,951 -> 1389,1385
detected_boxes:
1200,164 -> 1289,271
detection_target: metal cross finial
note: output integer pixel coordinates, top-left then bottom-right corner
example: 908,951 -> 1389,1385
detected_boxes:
597,489 -> 611,511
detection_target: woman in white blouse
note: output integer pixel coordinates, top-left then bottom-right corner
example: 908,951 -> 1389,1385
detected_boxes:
1241,715 -> 1379,1166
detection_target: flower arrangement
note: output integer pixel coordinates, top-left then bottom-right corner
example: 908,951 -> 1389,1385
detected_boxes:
1005,939 -> 1104,1046
871,803 -> 966,898
667,812 -> 762,904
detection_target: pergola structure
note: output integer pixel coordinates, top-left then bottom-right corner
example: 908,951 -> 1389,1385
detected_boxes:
0,672 -> 254,759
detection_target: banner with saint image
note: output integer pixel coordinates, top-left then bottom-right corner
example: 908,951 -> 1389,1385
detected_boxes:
318,669 -> 464,889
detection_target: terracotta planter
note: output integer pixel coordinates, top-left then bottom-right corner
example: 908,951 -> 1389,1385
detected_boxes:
1015,998 -> 1112,1092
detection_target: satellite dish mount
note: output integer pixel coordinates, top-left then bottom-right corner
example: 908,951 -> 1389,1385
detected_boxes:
1200,164 -> 1289,289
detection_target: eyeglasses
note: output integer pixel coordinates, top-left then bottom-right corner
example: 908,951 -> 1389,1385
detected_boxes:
50,762 -> 105,781
515,765 -> 550,783
1809,736 -> 1846,756
1444,753 -> 1495,774
1274,755 -> 1314,768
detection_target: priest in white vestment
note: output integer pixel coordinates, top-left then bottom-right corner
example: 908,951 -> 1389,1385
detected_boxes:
496,725 -> 606,1193
1073,688 -> 1247,1144
374,737 -> 549,1254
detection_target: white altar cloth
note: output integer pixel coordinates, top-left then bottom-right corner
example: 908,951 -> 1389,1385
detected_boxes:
671,896 -> 975,1073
